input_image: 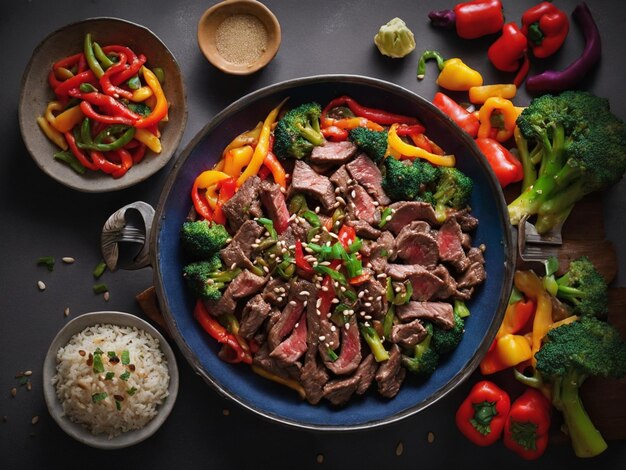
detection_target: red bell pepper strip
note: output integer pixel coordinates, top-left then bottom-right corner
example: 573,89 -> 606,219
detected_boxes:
487,23 -> 530,87
475,137 -> 523,188
432,92 -> 479,137
263,151 -> 287,189
110,54 -> 147,87
395,123 -> 426,136
53,52 -> 84,71
295,239 -> 316,277
99,52 -> 133,100
521,2 -> 570,59
130,142 -> 147,164
503,388 -> 552,460
212,177 -> 237,225
63,131 -> 98,171
79,101 -> 137,126
348,272 -> 371,286
69,89 -> 141,122
321,126 -> 349,141
53,70 -> 96,98
193,300 -> 252,364
101,45 -> 138,67
322,95 -> 418,126
338,224 -> 356,250
456,380 -> 511,446
111,148 -> 133,178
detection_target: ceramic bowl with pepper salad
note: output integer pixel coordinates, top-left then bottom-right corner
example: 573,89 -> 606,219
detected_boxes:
19,17 -> 187,192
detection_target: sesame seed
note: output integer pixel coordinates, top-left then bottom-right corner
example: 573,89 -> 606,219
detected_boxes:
316,310 -> 321,316
276,297 -> 283,302
351,189 -> 356,198
330,325 -> 336,332
315,206 -> 320,213
10,388 -> 16,398
262,266 -> 270,273
331,298 -> 340,304
345,323 -> 351,330
231,263 -> 238,270
334,187 -> 342,194
103,291 -> 110,302
255,238 -> 261,244
288,213 -> 297,222
364,302 -> 372,307
319,335 -> 326,341
385,215 -> 392,222
373,201 -> 380,206
289,300 -> 297,306
316,454 -> 324,464
64,307 -> 70,317
395,441 -> 404,456
251,243 -> 259,249
321,286 -> 329,292
225,238 -> 232,243
335,196 -> 346,205
364,315 -> 372,320
23,371 -> 32,377
316,298 -> 322,308
377,273 -> 387,279
222,408 -> 230,416
288,244 -> 296,250
303,300 -> 308,307
358,291 -> 365,298
364,321 -> 370,327
37,281 -> 46,291
427,432 -> 435,444
31,416 -> 39,425
395,286 -> 402,293
274,287 -> 281,293
61,257 -> 75,264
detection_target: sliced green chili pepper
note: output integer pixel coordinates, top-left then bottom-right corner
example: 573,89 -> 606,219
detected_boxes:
347,236 -> 362,254
383,304 -> 395,339
92,41 -> 114,69
301,210 -> 321,228
93,283 -> 108,294
379,207 -> 393,228
314,265 -> 347,285
37,256 -> 55,271
152,67 -> 165,84
288,194 -> 308,214
78,118 -> 136,152
84,33 -> 104,79
326,348 -> 339,361
79,82 -> 99,93
93,259 -> 107,278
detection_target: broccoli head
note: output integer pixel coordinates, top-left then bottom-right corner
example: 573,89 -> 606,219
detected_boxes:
431,310 -> 465,355
381,157 -> 440,202
273,102 -> 325,160
432,167 -> 473,223
402,322 -> 439,378
180,220 -> 230,260
182,257 -> 224,300
348,127 -> 388,163
533,316 -> 626,457
555,256 -> 608,318
509,91 -> 626,234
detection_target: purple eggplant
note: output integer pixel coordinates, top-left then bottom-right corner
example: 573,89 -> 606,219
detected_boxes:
526,2 -> 601,93
428,9 -> 456,29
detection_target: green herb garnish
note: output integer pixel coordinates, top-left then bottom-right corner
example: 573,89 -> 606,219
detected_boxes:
93,259 -> 107,279
119,371 -> 131,381
104,372 -> 115,380
121,350 -> 130,365
127,387 -> 137,396
92,392 -> 107,403
93,283 -> 108,294
115,400 -> 122,411
37,256 -> 55,272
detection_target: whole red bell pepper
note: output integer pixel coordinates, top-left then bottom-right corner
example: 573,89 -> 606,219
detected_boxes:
456,380 -> 511,446
430,0 -> 504,39
503,388 -> 552,460
521,2 -> 570,59
475,137 -> 523,188
432,92 -> 479,137
488,23 -> 530,87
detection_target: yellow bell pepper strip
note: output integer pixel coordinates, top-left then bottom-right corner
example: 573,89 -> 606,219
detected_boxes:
191,170 -> 230,220
130,86 -> 153,102
514,270 -> 553,367
477,97 -> 519,142
237,98 -> 287,187
324,116 -> 384,131
222,122 -> 263,157
44,101 -> 65,130
51,105 -> 84,133
496,297 -> 536,339
387,123 -> 455,167
469,84 -> 517,104
251,365 -> 306,399
494,333 -> 533,368
263,151 -> 287,189
134,127 -> 162,154
223,145 -> 253,177
133,66 -> 168,129
37,115 -> 68,150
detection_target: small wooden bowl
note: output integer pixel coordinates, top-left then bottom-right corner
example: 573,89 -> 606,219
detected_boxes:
197,0 -> 281,75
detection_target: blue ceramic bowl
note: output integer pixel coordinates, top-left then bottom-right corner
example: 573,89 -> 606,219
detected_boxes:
151,75 -> 515,430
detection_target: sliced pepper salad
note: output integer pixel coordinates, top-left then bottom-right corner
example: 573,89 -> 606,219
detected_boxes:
37,33 -> 168,178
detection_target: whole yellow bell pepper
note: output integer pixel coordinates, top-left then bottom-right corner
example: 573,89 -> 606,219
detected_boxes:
387,123 -> 455,167
494,333 -> 532,368
417,50 -> 483,91
477,96 -> 521,142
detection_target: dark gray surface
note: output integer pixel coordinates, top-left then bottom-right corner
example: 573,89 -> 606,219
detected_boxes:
1,1 -> 625,468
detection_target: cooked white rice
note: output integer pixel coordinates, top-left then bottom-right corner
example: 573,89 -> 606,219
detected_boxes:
52,323 -> 170,439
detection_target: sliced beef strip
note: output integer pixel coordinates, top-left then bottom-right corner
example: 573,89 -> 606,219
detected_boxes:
239,294 -> 272,340
367,230 -> 396,274
269,312 -> 308,366
252,343 -> 293,380
346,219 -> 381,240
346,153 -> 391,205
431,264 -> 458,300
219,218 -> 265,270
309,140 -> 358,166
354,353 -> 378,395
323,374 -> 360,406
227,270 -> 267,299
267,280 -> 315,350
390,318 -> 428,347
346,183 -> 380,226
324,316 -> 362,376
386,263 -> 428,281
437,217 -> 471,273
396,301 -> 455,329
219,243 -> 257,272
385,201 -> 438,235
277,226 -> 297,252
329,165 -> 351,194
261,277 -> 289,308
202,293 -> 237,317
409,270 -> 446,301
450,208 -> 479,232
375,344 -> 406,399
457,258 -> 487,289
355,277 -> 387,320
222,175 -> 263,232
395,222 -> 439,268
290,160 -> 336,209
259,179 -> 290,234
301,355 -> 329,405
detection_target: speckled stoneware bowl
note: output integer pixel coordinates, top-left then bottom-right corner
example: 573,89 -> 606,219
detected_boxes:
151,75 -> 515,431
19,17 -> 187,192
43,311 -> 179,449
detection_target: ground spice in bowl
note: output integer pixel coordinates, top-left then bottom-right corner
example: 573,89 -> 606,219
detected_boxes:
215,14 -> 268,65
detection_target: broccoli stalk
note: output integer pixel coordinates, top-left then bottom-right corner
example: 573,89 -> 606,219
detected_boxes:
402,323 -> 439,377
432,167 -> 473,223
273,102 -> 324,160
520,316 -> 626,457
508,91 -> 626,234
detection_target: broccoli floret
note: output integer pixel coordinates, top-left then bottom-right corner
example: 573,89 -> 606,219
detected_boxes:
381,157 -> 440,202
532,316 -> 626,457
180,220 -> 230,260
509,91 -> 626,234
182,258 -> 242,301
431,310 -> 465,355
402,322 -> 439,377
348,127 -> 388,163
273,102 -> 325,160
432,167 -> 473,223
553,256 -> 609,318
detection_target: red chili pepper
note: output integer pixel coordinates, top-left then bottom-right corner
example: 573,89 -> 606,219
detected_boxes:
79,101 -> 137,126
53,70 -> 96,98
349,272 -> 371,286
191,182 -> 214,221
111,148 -> 133,178
212,177 -> 237,225
89,149 -> 131,178
454,0 -> 504,39
432,92 -> 479,137
53,52 -> 84,71
488,23 -> 530,86
130,142 -> 147,164
70,89 -> 141,122
395,123 -> 427,136
99,52 -> 133,99
193,300 -> 251,364
111,54 -> 147,87
322,95 -> 418,126
321,126 -> 349,141
101,45 -> 138,64
503,388 -> 551,460
295,239 -> 316,277
522,2 -> 570,59
338,224 -> 356,249
63,131 -> 98,171
475,137 -> 523,188
456,380 -> 511,446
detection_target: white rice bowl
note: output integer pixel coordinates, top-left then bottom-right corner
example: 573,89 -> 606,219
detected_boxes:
52,323 -> 170,439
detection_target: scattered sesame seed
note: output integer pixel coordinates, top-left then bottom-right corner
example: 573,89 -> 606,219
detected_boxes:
364,321 -> 370,327
385,215 -> 392,222
255,238 -> 261,244
274,287 -> 281,293
319,335 -> 326,341
373,201 -> 380,206
37,281 -> 46,291
61,257 -> 75,264
251,243 -> 259,249
103,291 -> 110,302
377,273 -> 387,279
395,286 -> 402,293
23,371 -> 32,377
316,310 -> 321,316
364,315 -> 372,320
350,190 -> 356,198
364,302 -> 372,307
316,298 -> 322,308
262,266 -> 270,273
64,307 -> 70,317
31,416 -> 39,425
335,196 -> 346,205
427,432 -> 435,443
358,291 -> 365,298
395,441 -> 404,456
225,238 -> 232,244
303,300 -> 308,307
321,286 -> 329,292
316,453 -> 324,464
288,244 -> 296,250
289,300 -> 297,306
345,323 -> 351,330
331,298 -> 340,304
330,325 -> 337,332
276,297 -> 283,303
314,206 -> 320,213
10,388 -> 16,398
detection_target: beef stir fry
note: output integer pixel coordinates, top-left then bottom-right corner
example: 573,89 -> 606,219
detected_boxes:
181,97 -> 487,406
